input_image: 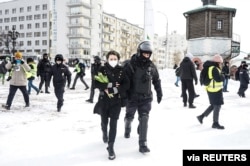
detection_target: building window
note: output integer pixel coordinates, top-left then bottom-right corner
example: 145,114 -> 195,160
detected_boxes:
27,6 -> 32,12
42,22 -> 47,28
35,5 -> 40,11
5,26 -> 9,31
26,32 -> 32,37
35,23 -> 40,28
5,9 -> 9,15
217,20 -> 223,30
11,17 -> 17,22
42,40 -> 47,46
42,4 -> 47,10
34,14 -> 41,20
34,32 -> 41,37
19,16 -> 25,21
4,18 -> 10,23
0,10 -> 2,15
19,33 -> 25,38
42,13 -> 47,19
26,15 -> 32,20
19,41 -> 24,46
20,24 -> 24,30
20,7 -> 24,13
12,8 -> 16,14
27,41 -> 32,46
0,19 -> 2,23
35,40 -> 39,46
27,24 -> 32,29
42,31 -> 47,36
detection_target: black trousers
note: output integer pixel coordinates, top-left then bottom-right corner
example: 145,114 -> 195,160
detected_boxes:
181,79 -> 195,105
202,104 -> 221,123
71,74 -> 89,89
39,72 -> 50,92
54,85 -> 65,109
101,115 -> 118,144
125,99 -> 151,119
6,85 -> 29,107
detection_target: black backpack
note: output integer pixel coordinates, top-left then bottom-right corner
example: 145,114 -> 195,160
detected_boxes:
200,62 -> 212,86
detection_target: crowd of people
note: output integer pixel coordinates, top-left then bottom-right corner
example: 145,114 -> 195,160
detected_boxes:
0,40 -> 249,160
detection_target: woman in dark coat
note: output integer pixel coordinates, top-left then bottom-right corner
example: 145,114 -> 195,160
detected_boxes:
94,50 -> 130,160
238,64 -> 249,97
197,54 -> 225,129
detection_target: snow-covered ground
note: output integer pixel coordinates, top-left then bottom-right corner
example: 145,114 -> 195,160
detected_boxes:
0,67 -> 250,166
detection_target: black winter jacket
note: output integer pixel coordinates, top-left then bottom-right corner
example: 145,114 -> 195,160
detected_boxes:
37,59 -> 52,76
94,63 -> 130,118
239,68 -> 249,86
50,63 -> 71,87
124,54 -> 162,101
180,57 -> 197,82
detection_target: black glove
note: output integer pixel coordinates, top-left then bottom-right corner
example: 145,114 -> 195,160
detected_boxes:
73,69 -> 77,72
195,80 -> 198,85
6,76 -> 12,81
157,95 -> 162,104
21,60 -> 24,64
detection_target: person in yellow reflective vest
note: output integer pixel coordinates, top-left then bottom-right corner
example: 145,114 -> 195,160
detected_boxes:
70,58 -> 89,90
26,58 -> 39,95
197,54 -> 225,129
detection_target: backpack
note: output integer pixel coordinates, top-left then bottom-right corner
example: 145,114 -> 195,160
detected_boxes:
199,63 -> 211,86
175,67 -> 180,76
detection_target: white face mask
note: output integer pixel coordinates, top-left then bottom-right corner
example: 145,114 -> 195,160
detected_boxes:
56,61 -> 62,64
108,60 -> 118,68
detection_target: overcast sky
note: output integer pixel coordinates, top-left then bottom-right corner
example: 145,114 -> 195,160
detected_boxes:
103,0 -> 250,53
0,0 -> 249,53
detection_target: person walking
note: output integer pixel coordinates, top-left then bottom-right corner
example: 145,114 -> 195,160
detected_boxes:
179,52 -> 198,108
238,64 -> 249,98
123,41 -> 162,153
70,58 -> 89,90
236,61 -> 247,96
197,54 -> 225,129
0,56 -> 10,85
26,58 -> 39,95
49,54 -> 71,112
174,65 -> 180,87
2,52 -> 30,110
222,61 -> 230,92
93,50 -> 130,160
37,53 -> 52,93
86,56 -> 102,103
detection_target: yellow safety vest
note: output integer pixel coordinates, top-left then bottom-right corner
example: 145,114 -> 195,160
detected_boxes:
26,63 -> 37,78
206,66 -> 223,92
75,64 -> 81,73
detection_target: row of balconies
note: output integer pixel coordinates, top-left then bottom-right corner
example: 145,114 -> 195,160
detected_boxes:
67,33 -> 91,39
67,44 -> 90,49
66,1 -> 92,9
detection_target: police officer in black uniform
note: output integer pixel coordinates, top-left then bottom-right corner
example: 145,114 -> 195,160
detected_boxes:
123,41 -> 163,153
50,54 -> 71,112
37,53 -> 52,93
86,56 -> 102,103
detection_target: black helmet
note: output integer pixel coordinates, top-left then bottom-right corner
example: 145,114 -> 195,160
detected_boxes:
73,58 -> 79,64
137,41 -> 153,57
55,54 -> 63,62
43,53 -> 48,59
26,57 -> 34,63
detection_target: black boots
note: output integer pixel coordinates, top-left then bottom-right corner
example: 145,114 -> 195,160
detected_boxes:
212,122 -> 225,129
124,117 -> 133,138
86,99 -> 93,103
138,114 -> 150,153
197,114 -> 204,124
107,143 -> 116,160
139,141 -> 150,153
189,104 -> 196,108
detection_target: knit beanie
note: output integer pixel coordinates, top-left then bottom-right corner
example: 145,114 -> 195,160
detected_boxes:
185,52 -> 193,60
15,52 -> 22,59
212,54 -> 223,63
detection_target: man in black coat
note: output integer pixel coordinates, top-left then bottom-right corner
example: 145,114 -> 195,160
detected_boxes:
222,61 -> 230,92
37,53 -> 52,93
123,41 -> 162,153
179,53 -> 198,108
49,54 -> 71,112
238,64 -> 249,97
86,56 -> 102,103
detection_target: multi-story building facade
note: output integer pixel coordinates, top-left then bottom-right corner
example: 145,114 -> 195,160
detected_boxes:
0,0 -> 51,58
0,0 -> 186,68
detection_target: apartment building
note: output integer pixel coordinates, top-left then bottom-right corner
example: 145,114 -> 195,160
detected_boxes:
0,0 -> 51,57
102,12 -> 144,61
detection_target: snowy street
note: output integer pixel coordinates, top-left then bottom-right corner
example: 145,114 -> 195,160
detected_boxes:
0,68 -> 250,166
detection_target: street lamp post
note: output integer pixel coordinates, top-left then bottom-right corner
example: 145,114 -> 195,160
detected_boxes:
8,26 -> 19,56
157,11 -> 168,68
